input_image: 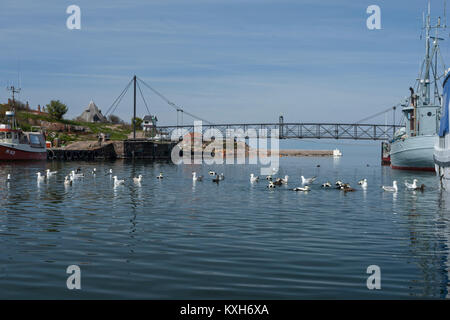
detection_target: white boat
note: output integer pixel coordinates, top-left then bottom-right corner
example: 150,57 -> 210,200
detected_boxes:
390,5 -> 444,172
434,70 -> 450,190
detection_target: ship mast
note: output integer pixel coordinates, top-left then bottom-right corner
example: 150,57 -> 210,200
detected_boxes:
6,85 -> 20,129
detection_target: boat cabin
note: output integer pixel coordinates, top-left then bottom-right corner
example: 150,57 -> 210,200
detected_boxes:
0,124 -> 46,147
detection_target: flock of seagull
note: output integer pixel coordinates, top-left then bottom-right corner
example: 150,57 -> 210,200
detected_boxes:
18,167 -> 425,193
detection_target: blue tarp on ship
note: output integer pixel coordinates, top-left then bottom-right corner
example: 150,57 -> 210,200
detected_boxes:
439,73 -> 450,137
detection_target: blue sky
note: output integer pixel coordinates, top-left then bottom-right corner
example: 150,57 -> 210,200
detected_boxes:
0,0 -> 449,126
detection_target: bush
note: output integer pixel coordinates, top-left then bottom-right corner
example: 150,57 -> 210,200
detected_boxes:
108,114 -> 123,124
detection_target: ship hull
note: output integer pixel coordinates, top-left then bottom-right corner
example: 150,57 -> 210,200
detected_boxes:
390,135 -> 437,171
0,143 -> 46,160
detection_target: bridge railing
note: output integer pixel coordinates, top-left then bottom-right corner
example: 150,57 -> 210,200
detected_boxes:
155,123 -> 403,141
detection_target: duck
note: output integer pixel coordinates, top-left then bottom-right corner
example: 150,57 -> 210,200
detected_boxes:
46,169 -> 57,177
113,176 -> 125,186
92,168 -> 97,175
405,179 -> 418,190
335,180 -> 343,186
273,178 -> 283,186
133,175 -> 143,183
414,184 -> 425,192
382,181 -> 398,192
157,172 -> 164,179
301,176 -> 316,185
358,179 -> 368,189
212,174 -> 220,183
293,186 -> 310,192
208,170 -> 217,176
341,184 -> 356,192
218,173 -> 225,181
36,172 -> 46,181
321,182 -> 332,188
64,175 -> 73,186
6,174 -> 11,182
192,172 -> 203,181
267,181 -> 276,188
250,173 -> 259,183
266,175 -> 273,181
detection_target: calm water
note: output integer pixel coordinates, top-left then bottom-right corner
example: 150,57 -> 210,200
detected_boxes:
1,145 -> 450,299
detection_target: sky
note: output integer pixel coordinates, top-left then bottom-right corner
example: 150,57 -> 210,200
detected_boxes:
1,0 -> 449,127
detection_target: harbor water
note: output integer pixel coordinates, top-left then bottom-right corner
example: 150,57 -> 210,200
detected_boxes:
0,143 -> 449,299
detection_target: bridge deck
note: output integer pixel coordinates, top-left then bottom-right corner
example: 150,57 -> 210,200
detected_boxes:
156,123 -> 402,141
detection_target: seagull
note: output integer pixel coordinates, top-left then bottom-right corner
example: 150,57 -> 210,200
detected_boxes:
293,186 -> 310,192
358,179 -> 368,189
36,172 -> 46,181
6,174 -> 11,182
64,175 -> 73,186
46,169 -> 57,177
208,170 -> 216,176
250,173 -> 259,183
405,179 -> 418,190
192,172 -> 203,181
92,168 -> 97,175
133,175 -> 143,183
70,170 -> 84,179
281,175 -> 289,184
107,169 -> 113,176
218,173 -> 225,181
382,181 -> 398,192
301,176 -> 316,185
321,182 -> 332,188
157,172 -> 164,179
113,176 -> 125,186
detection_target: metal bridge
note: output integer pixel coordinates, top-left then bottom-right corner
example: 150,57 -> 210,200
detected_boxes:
107,75 -> 403,141
156,122 -> 402,141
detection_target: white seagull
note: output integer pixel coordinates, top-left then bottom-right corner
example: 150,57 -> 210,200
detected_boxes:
301,176 -> 316,185
218,173 -> 225,181
405,179 -> 418,190
70,170 -> 84,179
46,169 -> 57,177
382,181 -> 398,192
6,174 -> 11,182
36,172 -> 46,181
293,186 -> 310,192
358,179 -> 368,189
281,175 -> 289,184
192,172 -> 203,181
113,176 -> 125,186
133,175 -> 143,183
250,173 -> 259,183
92,168 -> 97,175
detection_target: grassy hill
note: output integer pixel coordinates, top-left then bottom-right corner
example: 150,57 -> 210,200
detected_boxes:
16,111 -> 135,146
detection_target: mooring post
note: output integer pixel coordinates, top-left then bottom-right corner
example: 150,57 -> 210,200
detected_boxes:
133,75 -> 137,140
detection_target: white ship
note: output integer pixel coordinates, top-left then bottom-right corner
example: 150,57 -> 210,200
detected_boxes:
434,70 -> 450,190
390,4 -> 445,172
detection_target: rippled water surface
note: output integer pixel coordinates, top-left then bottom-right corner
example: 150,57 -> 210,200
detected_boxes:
1,147 -> 450,299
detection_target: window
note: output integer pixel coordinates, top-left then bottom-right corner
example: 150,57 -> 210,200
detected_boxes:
29,134 -> 41,145
0,132 -> 4,139
6,132 -> 12,139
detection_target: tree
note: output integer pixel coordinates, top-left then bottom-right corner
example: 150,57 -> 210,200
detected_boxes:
46,100 -> 68,120
132,117 -> 143,129
108,114 -> 123,124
